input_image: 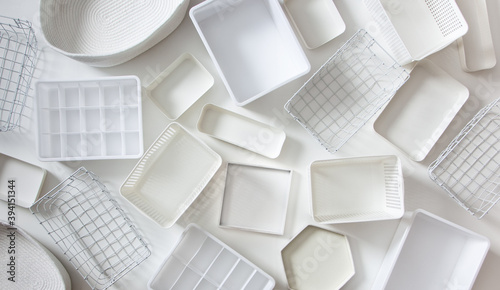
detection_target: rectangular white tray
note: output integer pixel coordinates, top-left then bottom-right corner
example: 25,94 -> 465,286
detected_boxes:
372,209 -> 490,290
146,53 -> 214,120
120,122 -> 222,228
374,60 -> 469,161
197,104 -> 286,158
310,155 -> 404,224
148,224 -> 275,290
0,153 -> 46,208
189,0 -> 310,106
35,76 -> 143,161
283,0 -> 345,49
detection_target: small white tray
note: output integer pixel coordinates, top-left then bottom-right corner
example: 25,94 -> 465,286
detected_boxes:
219,163 -> 292,235
190,0 -> 310,106
148,224 -> 275,290
372,209 -> 490,290
374,60 -> 469,161
35,76 -> 143,161
146,53 -> 214,120
197,104 -> 286,158
283,0 -> 345,49
310,155 -> 404,224
120,123 -> 222,228
0,153 -> 46,208
282,225 -> 355,290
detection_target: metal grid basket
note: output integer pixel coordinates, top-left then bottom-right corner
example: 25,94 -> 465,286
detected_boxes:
31,167 -> 151,290
429,98 -> 500,219
0,15 -> 38,132
285,29 -> 409,153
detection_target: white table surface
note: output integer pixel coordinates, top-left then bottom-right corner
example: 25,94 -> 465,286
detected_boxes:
1,0 -> 500,289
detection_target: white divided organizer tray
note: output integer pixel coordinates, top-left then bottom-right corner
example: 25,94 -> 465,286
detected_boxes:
372,210 -> 490,290
35,76 -> 143,161
219,163 -> 292,235
120,122 -> 222,228
0,153 -> 46,208
146,53 -> 214,120
190,0 -> 310,106
374,60 -> 469,161
148,224 -> 275,290
310,155 -> 404,224
197,104 -> 286,158
283,0 -> 345,49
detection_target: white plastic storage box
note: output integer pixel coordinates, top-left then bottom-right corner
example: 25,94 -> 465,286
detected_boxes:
190,0 -> 310,106
35,76 -> 143,161
372,209 -> 490,290
148,224 -> 275,290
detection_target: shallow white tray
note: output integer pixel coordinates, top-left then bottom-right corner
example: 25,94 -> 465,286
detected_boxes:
283,0 -> 345,49
310,155 -> 404,224
147,53 -> 214,120
219,163 -> 292,235
456,0 -> 496,72
282,225 -> 355,290
0,153 -> 46,208
197,104 -> 286,158
372,209 -> 490,290
148,224 -> 275,290
374,60 -> 469,161
189,0 -> 310,106
35,76 -> 143,161
120,123 -> 222,228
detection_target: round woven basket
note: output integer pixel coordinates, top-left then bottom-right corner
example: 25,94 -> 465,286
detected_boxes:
40,0 -> 190,67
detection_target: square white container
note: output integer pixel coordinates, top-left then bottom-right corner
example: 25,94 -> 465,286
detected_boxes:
374,60 -> 469,161
120,123 -> 222,228
283,0 -> 345,49
220,163 -> 292,235
148,224 -> 275,290
372,209 -> 490,290
197,104 -> 286,158
0,153 -> 46,208
35,76 -> 143,161
146,53 -> 214,120
310,155 -> 404,223
189,0 -> 310,106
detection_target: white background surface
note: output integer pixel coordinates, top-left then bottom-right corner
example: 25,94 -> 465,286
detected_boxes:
1,0 -> 500,289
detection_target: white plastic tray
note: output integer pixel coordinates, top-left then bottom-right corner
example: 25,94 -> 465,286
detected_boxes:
310,155 -> 404,224
35,76 -> 143,161
374,60 -> 469,161
197,104 -> 286,158
120,122 -> 222,228
281,225 -> 355,290
148,224 -> 275,290
146,53 -> 214,120
0,153 -> 46,208
189,0 -> 310,106
372,209 -> 490,290
219,163 -> 292,235
283,0 -> 345,49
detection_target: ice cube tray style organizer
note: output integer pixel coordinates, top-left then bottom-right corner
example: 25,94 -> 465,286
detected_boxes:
0,16 -> 38,132
30,167 -> 151,290
285,29 -> 409,154
35,76 -> 143,161
429,97 -> 500,219
148,224 -> 275,290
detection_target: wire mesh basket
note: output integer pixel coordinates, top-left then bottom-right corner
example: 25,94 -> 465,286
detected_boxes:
285,29 -> 409,153
31,167 -> 151,290
0,15 -> 38,132
429,98 -> 500,219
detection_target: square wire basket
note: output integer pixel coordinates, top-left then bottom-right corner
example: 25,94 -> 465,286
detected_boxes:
429,98 -> 500,219
285,29 -> 410,153
0,15 -> 38,132
31,167 -> 151,290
